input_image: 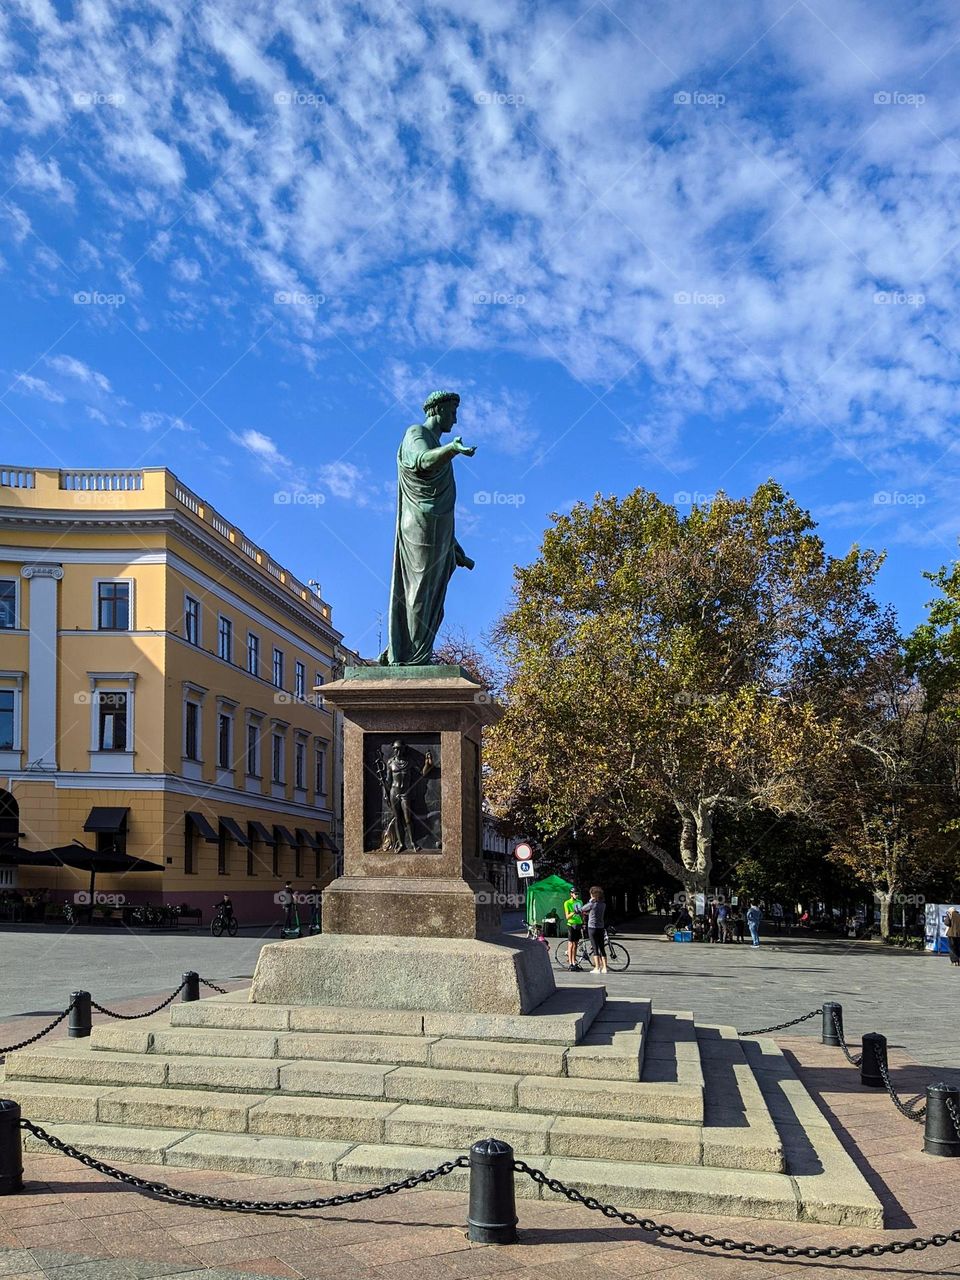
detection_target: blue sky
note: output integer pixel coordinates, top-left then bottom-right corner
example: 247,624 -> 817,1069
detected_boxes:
2,0 -> 960,658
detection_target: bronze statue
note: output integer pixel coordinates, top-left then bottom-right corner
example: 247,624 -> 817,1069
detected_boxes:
380,390 -> 476,665
377,739 -> 418,851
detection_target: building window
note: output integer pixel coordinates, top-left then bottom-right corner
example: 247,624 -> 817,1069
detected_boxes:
272,733 -> 284,783
0,691 -> 14,750
246,723 -> 259,776
295,740 -> 305,790
218,713 -> 232,770
97,691 -> 127,751
0,580 -> 16,629
247,632 -> 259,676
184,701 -> 200,760
184,596 -> 200,645
295,661 -> 305,700
97,581 -> 130,630
218,616 -> 233,662
314,672 -> 324,706
273,648 -> 284,689
314,743 -> 327,796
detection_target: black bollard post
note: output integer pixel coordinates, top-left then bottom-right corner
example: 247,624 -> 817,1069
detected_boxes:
923,1083 -> 960,1157
181,972 -> 200,1003
68,991 -> 91,1039
467,1138 -> 518,1244
822,1001 -> 843,1046
860,1032 -> 888,1088
0,1100 -> 23,1195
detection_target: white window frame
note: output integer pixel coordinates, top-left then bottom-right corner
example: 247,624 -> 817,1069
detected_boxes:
271,731 -> 285,783
183,593 -> 201,646
93,577 -> 134,631
0,671 -> 24,762
294,733 -> 308,793
0,578 -> 20,630
87,672 -> 137,771
182,682 -> 206,768
247,631 -> 260,676
218,614 -> 233,663
245,713 -> 263,779
314,671 -> 325,707
295,661 -> 305,700
272,647 -> 284,689
314,738 -> 328,799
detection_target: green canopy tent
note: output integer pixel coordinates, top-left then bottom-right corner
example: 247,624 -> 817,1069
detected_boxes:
525,874 -> 574,935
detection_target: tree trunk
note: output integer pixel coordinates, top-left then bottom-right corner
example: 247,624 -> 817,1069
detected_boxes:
877,890 -> 892,939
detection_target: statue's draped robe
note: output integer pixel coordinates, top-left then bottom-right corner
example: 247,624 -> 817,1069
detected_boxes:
386,424 -> 457,665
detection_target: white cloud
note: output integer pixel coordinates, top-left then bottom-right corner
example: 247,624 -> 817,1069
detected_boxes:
47,354 -> 111,392
231,427 -> 291,467
12,148 -> 76,204
11,372 -> 65,402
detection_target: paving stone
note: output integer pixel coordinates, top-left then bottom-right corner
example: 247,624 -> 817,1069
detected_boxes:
276,1032 -> 434,1065
427,1038 -> 567,1077
384,1104 -> 553,1154
248,1096 -> 397,1142
383,1067 -> 521,1110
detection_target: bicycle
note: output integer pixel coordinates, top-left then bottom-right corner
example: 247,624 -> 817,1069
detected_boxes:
554,927 -> 630,972
211,907 -> 238,937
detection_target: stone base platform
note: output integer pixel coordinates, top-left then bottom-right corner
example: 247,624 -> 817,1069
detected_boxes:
1,984 -> 883,1226
248,933 -> 557,1014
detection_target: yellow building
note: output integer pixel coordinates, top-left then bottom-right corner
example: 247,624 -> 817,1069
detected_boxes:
0,464 -> 348,924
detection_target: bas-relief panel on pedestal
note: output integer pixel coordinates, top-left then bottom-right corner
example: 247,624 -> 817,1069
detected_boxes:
362,733 -> 442,852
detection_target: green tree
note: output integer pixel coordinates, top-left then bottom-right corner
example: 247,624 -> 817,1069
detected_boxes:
487,483 -> 885,899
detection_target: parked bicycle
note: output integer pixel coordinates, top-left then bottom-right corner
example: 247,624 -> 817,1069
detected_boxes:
554,925 -> 630,971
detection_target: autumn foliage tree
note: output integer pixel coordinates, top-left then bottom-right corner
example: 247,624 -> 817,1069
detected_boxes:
486,483 -> 885,898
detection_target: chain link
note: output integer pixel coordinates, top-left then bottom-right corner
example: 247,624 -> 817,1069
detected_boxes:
513,1162 -> 960,1258
90,981 -> 187,1021
21,1119 -> 467,1211
832,1010 -> 863,1066
945,1095 -> 960,1140
199,978 -> 227,994
0,999 -> 77,1058
876,1053 -> 927,1122
738,1008 -> 821,1036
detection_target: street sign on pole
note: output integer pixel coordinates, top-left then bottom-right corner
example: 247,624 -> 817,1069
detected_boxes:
516,859 -> 535,878
514,842 -> 533,861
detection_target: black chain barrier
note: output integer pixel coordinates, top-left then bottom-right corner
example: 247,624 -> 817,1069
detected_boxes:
737,1008 -> 821,1036
832,1010 -> 863,1066
514,1162 -> 960,1258
946,1096 -> 960,1141
90,980 -> 188,1020
20,1119 -> 466,1212
200,978 -> 227,994
876,1054 -> 927,1122
0,1000 -> 77,1057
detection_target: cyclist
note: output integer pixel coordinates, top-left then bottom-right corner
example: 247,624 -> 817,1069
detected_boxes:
219,893 -> 234,925
563,887 -> 584,971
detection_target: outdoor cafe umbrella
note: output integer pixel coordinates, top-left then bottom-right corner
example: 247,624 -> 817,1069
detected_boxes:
39,840 -> 165,912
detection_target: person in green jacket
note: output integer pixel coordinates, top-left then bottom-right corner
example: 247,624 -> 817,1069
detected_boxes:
563,889 -> 584,971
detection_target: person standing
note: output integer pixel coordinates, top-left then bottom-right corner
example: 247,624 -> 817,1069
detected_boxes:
771,901 -> 784,934
746,900 -> 763,948
583,886 -> 608,974
716,899 -> 730,943
563,887 -> 584,971
945,906 -> 960,965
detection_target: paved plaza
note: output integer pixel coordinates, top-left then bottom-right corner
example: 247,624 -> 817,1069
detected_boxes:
3,922 -> 960,1280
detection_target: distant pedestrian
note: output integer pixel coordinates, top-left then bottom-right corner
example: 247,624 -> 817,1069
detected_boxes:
771,901 -> 784,933
279,880 -> 297,935
746,900 -> 762,948
583,886 -> 608,974
716,900 -> 730,943
946,907 -> 960,966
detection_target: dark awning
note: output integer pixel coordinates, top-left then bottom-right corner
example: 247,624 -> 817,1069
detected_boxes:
248,821 -> 274,845
185,811 -> 219,842
296,828 -> 319,850
319,832 -> 340,854
274,824 -> 298,849
83,807 -> 129,834
220,817 -> 251,847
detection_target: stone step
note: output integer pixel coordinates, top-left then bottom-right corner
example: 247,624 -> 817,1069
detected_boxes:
16,1122 -> 882,1226
167,986 -> 608,1044
5,1043 -> 703,1125
1,1077 -> 778,1171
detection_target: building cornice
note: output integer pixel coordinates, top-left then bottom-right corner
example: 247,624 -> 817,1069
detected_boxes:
0,508 -> 344,646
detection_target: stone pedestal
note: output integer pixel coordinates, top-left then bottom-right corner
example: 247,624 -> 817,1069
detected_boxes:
319,666 -> 501,940
248,666 -> 558,1013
